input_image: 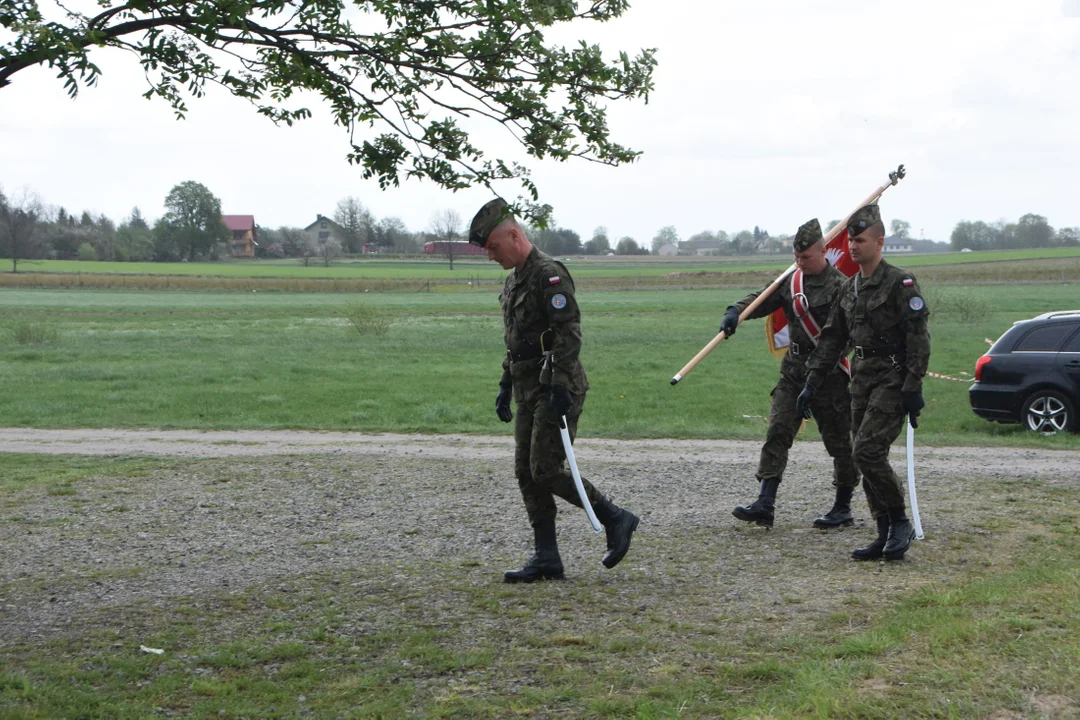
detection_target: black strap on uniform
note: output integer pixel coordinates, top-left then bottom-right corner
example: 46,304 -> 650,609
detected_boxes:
853,344 -> 905,359
508,328 -> 554,362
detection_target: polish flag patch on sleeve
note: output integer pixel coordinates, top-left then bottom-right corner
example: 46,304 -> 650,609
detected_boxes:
548,276 -> 561,285
902,278 -> 914,287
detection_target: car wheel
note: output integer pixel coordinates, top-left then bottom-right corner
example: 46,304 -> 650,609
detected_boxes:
1021,390 -> 1075,434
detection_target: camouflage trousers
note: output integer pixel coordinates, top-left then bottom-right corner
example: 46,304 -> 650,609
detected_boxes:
850,370 -> 908,519
758,371 -> 858,488
514,384 -> 604,527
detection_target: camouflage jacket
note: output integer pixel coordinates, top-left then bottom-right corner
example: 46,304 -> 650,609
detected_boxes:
806,260 -> 931,393
499,247 -> 588,396
729,262 -> 847,381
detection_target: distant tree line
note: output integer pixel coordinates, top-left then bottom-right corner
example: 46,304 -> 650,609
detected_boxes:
530,224 -> 795,257
257,197 -> 418,263
0,181 -> 441,271
670,220 -> 955,257
950,214 -> 1078,251
6,181 -> 1076,271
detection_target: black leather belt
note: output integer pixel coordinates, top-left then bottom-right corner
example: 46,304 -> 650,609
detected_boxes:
854,344 -> 904,359
789,341 -> 810,356
507,347 -> 543,362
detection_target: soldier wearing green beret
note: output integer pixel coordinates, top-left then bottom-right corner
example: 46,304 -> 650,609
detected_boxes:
720,219 -> 859,530
797,203 -> 931,561
469,198 -> 640,583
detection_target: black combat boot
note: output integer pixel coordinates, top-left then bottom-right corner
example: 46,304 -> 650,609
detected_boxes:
504,520 -> 564,583
851,514 -> 890,561
732,478 -> 780,528
813,485 -> 855,528
592,497 -> 640,569
882,506 -> 916,561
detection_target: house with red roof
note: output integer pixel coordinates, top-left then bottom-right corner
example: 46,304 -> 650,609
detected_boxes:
222,215 -> 258,258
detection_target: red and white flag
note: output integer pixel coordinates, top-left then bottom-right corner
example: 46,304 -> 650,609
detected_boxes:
765,227 -> 858,358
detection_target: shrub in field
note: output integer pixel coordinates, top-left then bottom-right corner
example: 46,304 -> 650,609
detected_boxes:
925,288 -> 992,324
345,303 -> 391,336
76,242 -> 98,261
5,319 -> 59,345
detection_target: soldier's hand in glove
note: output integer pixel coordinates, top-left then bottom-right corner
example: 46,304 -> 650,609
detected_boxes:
720,307 -> 740,338
550,385 -> 573,418
903,390 -> 925,429
495,385 -> 513,423
796,381 -> 817,419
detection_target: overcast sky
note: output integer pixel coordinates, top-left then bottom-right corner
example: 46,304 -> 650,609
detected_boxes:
2,0 -> 1079,243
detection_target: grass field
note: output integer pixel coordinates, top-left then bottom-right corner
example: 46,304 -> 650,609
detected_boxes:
2,261 -> 1079,718
1,283 -> 1078,448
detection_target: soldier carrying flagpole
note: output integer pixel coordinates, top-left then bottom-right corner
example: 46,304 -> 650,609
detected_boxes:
720,219 -> 860,529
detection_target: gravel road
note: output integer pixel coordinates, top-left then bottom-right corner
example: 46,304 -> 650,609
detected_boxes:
2,427 -> 1079,481
3,428 -> 1079,648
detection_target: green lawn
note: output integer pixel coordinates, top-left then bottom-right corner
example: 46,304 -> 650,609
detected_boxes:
6,246 -> 1080,280
2,283 -> 1078,448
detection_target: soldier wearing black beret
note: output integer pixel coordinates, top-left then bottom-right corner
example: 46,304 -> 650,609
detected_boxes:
720,219 -> 859,531
798,203 -> 931,561
470,198 -> 640,583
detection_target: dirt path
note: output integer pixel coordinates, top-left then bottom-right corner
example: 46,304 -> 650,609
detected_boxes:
2,427 -> 1079,482
2,428 -> 1079,651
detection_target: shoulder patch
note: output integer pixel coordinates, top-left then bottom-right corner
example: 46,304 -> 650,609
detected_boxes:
551,293 -> 567,310
909,296 -> 924,311
903,278 -> 914,287
548,275 -> 561,285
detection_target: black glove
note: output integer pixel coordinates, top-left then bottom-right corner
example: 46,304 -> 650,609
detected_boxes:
796,381 -> 817,419
550,385 -> 573,418
495,386 -> 513,423
720,307 -> 740,337
903,391 -> 925,429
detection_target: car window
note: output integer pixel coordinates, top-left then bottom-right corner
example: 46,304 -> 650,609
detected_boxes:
1014,324 -> 1078,352
1062,327 -> 1080,353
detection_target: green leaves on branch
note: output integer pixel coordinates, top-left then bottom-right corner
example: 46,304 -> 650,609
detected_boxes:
0,0 -> 657,224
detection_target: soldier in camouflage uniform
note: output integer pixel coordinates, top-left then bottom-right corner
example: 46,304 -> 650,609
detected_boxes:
469,198 -> 640,583
798,204 -> 931,561
721,219 -> 859,529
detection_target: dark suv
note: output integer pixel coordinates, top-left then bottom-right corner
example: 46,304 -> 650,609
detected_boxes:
969,311 -> 1080,434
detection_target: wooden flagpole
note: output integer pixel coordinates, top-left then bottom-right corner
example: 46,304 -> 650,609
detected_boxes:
670,164 -> 906,385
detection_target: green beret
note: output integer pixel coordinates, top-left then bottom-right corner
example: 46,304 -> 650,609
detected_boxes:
468,198 -> 511,247
847,204 -> 881,237
792,218 -> 823,252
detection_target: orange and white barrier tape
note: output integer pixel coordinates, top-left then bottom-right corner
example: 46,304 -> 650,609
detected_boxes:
927,371 -> 974,383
